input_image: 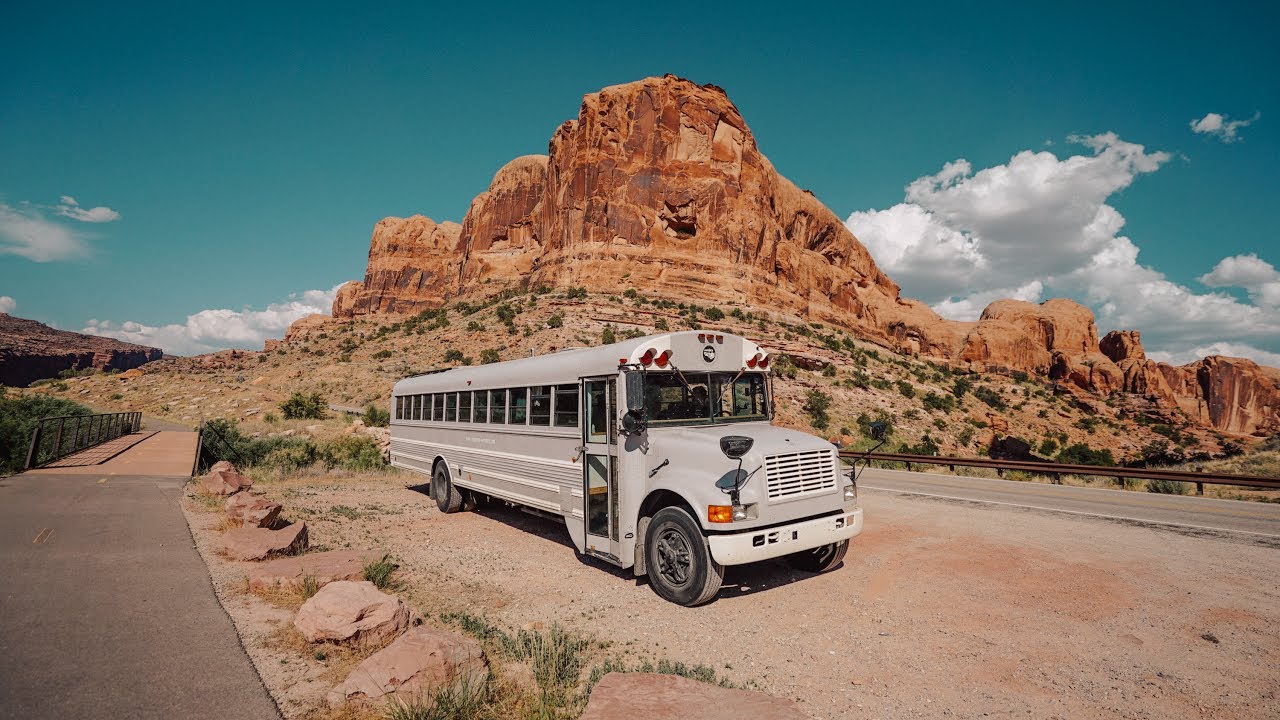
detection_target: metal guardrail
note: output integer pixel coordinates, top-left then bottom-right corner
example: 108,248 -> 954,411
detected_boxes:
192,419 -> 247,476
839,450 -> 1280,493
25,412 -> 143,469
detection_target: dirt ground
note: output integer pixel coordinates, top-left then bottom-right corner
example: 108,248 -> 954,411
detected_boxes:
185,470 -> 1280,719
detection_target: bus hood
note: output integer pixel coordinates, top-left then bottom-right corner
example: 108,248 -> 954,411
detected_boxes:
646,422 -> 835,468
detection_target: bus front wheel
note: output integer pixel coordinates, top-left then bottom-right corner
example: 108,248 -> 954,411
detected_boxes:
785,540 -> 849,573
432,464 -> 464,514
644,507 -> 724,607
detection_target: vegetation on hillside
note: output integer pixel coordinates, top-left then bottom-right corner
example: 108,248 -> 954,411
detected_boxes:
0,391 -> 92,474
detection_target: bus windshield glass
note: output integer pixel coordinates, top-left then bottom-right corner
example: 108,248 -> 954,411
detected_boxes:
642,372 -> 769,425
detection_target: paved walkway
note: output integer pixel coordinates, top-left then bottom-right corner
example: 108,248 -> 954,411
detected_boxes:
27,430 -> 198,476
0,433 -> 279,719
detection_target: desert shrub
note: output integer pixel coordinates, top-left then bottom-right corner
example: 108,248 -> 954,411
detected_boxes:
1057,443 -> 1115,467
466,321 -> 484,332
280,392 -> 326,420
1038,438 -> 1059,456
972,386 -> 1006,410
566,287 -> 587,300
320,435 -> 385,471
894,379 -> 915,398
1137,440 -> 1186,467
654,318 -> 669,331
479,348 -> 500,364
804,390 -> 832,430
822,364 -> 837,377
601,326 -> 616,345
1146,478 -> 1190,495
362,403 -> 390,427
0,392 -> 92,474
957,426 -> 975,446
703,306 -> 725,321
371,349 -> 393,360
921,391 -> 955,412
899,433 -> 941,456
951,376 -> 973,399
772,354 -> 798,380
444,349 -> 465,363
495,304 -> 517,324
547,314 -> 564,329
263,442 -> 318,471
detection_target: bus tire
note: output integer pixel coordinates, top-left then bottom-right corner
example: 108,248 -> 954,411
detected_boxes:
785,539 -> 848,573
645,507 -> 724,607
432,463 -> 464,514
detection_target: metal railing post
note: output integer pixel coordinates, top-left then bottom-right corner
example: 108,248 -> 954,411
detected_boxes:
25,424 -> 42,470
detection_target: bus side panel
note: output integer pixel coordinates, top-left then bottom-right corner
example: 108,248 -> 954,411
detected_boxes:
390,425 -> 582,521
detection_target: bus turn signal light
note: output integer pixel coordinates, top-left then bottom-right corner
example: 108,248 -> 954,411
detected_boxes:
707,505 -> 734,523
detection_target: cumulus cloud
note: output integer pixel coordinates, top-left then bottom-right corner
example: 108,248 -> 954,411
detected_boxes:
0,202 -> 92,261
0,295 -> 15,314
1149,342 -> 1280,368
82,285 -> 341,356
845,133 -> 1279,362
56,195 -> 121,223
1189,111 -> 1260,143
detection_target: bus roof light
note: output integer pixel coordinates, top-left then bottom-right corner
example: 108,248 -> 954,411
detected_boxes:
655,349 -> 672,368
639,348 -> 655,367
758,355 -> 769,369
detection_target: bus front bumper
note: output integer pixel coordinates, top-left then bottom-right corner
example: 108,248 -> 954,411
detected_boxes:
707,507 -> 863,566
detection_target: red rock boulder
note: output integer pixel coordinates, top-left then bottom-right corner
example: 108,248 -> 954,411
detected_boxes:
221,522 -> 308,561
200,466 -> 252,496
326,626 -> 488,707
224,492 -> 282,528
248,549 -> 376,592
293,580 -> 413,646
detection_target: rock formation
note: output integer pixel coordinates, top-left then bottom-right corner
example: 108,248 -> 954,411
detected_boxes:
0,313 -> 162,387
324,75 -> 1280,436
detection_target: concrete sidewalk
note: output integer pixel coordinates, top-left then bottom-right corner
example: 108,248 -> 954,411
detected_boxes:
0,459 -> 279,717
27,430 -> 198,476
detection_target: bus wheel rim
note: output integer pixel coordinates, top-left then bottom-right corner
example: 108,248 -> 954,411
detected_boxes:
656,528 -> 692,586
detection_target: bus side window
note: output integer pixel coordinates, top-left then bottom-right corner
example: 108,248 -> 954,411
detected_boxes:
554,384 -> 579,427
433,393 -> 444,421
413,394 -> 423,421
395,396 -> 403,420
473,390 -> 488,423
489,389 -> 506,423
530,386 -> 551,426
509,388 -> 528,424
446,393 -> 457,422
457,392 -> 471,423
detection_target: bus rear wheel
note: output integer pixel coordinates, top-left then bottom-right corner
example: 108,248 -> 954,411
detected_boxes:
644,507 -> 724,607
432,464 -> 463,514
785,539 -> 849,573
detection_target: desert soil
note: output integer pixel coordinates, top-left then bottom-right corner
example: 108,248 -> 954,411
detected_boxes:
184,470 -> 1279,720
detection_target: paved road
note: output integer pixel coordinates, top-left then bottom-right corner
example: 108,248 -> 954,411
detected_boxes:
858,466 -> 1280,540
0,438 -> 279,719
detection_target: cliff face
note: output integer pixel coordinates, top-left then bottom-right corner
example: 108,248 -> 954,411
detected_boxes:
0,313 -> 162,387
326,75 -> 1280,436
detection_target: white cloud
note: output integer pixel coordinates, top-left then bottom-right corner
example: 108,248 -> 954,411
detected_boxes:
0,295 -> 15,314
844,133 -> 1280,365
81,285 -> 341,356
0,202 -> 92,261
1149,342 -> 1280,368
55,195 -> 121,223
1198,253 -> 1280,308
1189,111 -> 1260,143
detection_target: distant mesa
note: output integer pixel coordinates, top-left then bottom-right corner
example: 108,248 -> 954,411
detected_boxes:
0,313 -> 162,387
323,75 -> 1279,436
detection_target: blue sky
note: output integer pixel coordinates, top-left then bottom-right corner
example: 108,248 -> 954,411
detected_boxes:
1,1 -> 1276,362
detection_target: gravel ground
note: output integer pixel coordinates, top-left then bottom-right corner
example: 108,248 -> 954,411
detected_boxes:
185,470 -> 1280,719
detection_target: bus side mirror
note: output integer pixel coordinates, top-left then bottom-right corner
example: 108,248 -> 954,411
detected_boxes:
869,421 -> 888,441
719,435 -> 754,459
621,410 -> 646,436
624,371 -> 645,413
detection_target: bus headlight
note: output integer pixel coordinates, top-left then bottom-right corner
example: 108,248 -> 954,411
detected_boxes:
843,483 -> 858,502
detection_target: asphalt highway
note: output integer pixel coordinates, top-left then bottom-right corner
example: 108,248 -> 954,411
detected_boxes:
857,466 -> 1280,541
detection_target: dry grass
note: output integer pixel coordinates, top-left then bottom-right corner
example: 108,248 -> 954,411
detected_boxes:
266,624 -> 392,686
252,582 -> 311,612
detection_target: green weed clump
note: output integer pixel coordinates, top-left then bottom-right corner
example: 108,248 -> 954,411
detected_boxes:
363,554 -> 399,589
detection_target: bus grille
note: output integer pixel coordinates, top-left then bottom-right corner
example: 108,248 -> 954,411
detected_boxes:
764,449 -> 838,501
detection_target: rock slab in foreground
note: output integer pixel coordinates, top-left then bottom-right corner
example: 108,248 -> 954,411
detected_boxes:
326,626 -> 488,707
248,549 -> 374,592
580,672 -> 809,720
293,580 -> 412,646
224,492 -> 282,528
221,522 -> 308,561
200,466 -> 253,496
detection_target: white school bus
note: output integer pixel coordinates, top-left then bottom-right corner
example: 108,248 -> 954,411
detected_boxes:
389,331 -> 863,606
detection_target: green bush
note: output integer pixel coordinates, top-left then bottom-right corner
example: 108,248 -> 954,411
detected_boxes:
1057,442 -> 1115,467
952,376 -> 973,399
566,287 -> 587,300
321,435 -> 386,471
371,349 -> 393,360
0,392 -> 92,474
972,386 -> 1006,410
601,326 -> 616,345
921,391 -> 955,412
703,306 -> 725,321
654,318 -> 669,331
264,442 -> 318,471
362,404 -> 390,428
805,389 -> 832,430
547,313 -> 564,329
444,349 -> 464,363
895,380 -> 915,398
479,349 -> 500,364
1146,478 -> 1190,495
280,392 -> 326,420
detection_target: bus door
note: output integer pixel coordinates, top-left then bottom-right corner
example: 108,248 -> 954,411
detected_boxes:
581,376 -> 619,561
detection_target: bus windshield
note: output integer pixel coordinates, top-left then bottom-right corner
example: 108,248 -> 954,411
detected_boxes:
642,372 -> 770,425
